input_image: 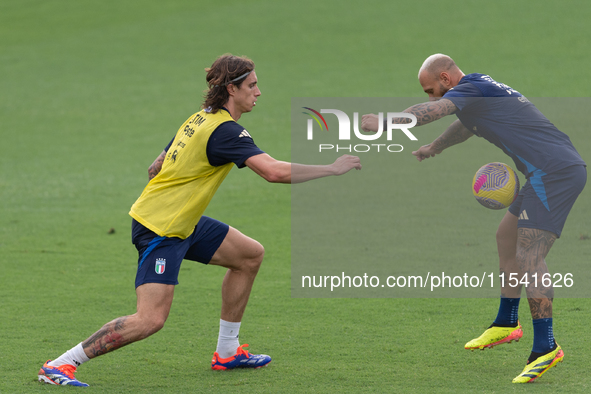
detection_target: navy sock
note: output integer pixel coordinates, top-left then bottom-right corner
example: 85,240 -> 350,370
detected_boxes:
492,297 -> 520,326
532,318 -> 555,354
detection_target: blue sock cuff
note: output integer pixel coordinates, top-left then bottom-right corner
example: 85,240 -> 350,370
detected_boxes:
493,297 -> 520,326
532,318 -> 554,353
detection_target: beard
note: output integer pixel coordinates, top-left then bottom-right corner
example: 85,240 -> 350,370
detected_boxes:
439,83 -> 450,97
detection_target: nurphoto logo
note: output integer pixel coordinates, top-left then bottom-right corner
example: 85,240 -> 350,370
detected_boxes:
302,107 -> 418,153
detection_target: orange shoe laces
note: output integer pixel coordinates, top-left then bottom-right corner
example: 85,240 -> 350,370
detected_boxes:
56,364 -> 77,379
236,344 -> 250,358
214,344 -> 251,363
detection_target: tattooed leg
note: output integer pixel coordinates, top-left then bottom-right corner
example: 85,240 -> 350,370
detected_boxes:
516,228 -> 557,319
81,283 -> 175,359
82,317 -> 130,357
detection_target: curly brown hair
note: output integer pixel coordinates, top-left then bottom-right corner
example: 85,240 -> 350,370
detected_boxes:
203,54 -> 255,113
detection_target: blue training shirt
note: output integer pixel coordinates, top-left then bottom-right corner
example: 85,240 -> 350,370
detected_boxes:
443,73 -> 585,177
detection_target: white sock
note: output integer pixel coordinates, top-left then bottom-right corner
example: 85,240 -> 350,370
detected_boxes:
48,343 -> 90,367
216,319 -> 241,359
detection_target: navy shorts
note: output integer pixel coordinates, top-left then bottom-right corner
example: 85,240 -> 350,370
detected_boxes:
132,216 -> 230,288
508,165 -> 586,237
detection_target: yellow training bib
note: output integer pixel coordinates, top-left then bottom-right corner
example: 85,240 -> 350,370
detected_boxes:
129,109 -> 235,239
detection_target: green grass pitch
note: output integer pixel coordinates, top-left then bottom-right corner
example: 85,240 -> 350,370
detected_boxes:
1,0 -> 590,392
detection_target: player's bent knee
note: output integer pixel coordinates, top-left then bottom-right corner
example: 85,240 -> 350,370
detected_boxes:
140,315 -> 167,338
211,229 -> 265,271
253,242 -> 264,262
241,236 -> 264,260
254,241 -> 265,261
246,246 -> 264,272
239,241 -> 264,274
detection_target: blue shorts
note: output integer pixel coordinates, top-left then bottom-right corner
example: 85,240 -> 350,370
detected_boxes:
508,165 -> 586,237
132,216 -> 229,288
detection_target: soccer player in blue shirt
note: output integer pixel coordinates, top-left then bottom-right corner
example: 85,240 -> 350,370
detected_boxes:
38,55 -> 361,387
362,54 -> 586,383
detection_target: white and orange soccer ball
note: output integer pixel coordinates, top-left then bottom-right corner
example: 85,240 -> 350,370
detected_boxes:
472,162 -> 520,209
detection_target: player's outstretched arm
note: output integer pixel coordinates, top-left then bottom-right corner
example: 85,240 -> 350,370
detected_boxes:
361,99 -> 458,131
245,153 -> 361,184
148,150 -> 167,180
412,119 -> 473,161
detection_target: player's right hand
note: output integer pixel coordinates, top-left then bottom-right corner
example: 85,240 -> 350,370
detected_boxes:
333,154 -> 362,174
412,144 -> 442,162
361,114 -> 380,132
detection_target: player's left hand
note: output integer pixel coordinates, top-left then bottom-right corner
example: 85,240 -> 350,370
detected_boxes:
412,144 -> 442,162
361,114 -> 380,132
332,154 -> 362,175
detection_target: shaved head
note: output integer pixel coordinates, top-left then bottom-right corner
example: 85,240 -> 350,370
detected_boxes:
418,54 -> 465,99
418,54 -> 459,79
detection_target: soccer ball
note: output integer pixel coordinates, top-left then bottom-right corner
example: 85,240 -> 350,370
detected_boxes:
472,162 -> 520,209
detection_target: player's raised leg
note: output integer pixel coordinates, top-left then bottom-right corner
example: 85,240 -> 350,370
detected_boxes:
208,226 -> 271,370
465,211 -> 523,350
38,283 -> 175,386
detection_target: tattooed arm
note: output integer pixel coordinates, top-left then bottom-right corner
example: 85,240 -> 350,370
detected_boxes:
411,119 -> 473,162
361,98 -> 458,131
148,150 -> 166,180
400,98 -> 458,126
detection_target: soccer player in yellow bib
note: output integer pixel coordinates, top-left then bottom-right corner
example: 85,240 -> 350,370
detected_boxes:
38,55 -> 361,387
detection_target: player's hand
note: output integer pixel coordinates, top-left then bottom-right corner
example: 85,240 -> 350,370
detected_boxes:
361,114 -> 380,132
332,154 -> 362,175
412,144 -> 442,162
